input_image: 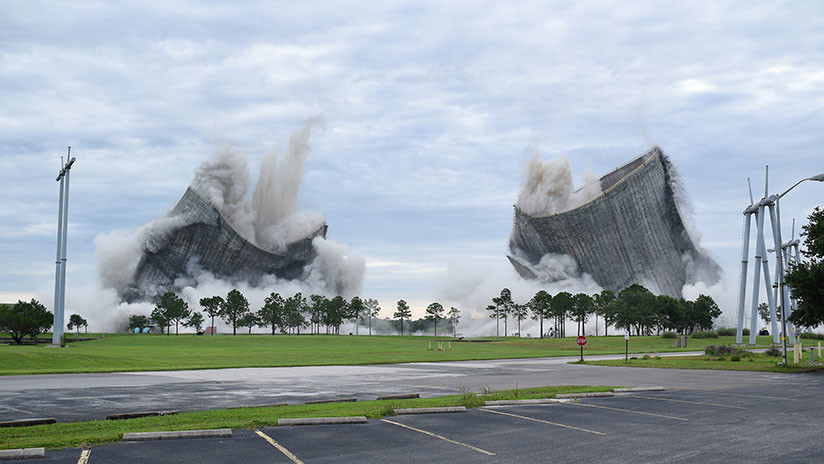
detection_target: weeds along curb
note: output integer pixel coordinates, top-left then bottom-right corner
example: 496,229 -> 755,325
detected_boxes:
377,394 -> 420,400
278,417 -> 367,426
555,392 -> 614,399
612,387 -> 666,393
393,407 -> 466,415
483,399 -> 568,406
107,410 -> 180,420
122,429 -> 232,441
0,418 -> 57,428
304,398 -> 358,405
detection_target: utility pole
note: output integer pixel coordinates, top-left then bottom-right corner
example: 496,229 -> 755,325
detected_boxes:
52,147 -> 76,347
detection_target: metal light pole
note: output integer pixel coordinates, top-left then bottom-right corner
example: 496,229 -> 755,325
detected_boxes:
52,148 -> 76,346
775,173 -> 824,365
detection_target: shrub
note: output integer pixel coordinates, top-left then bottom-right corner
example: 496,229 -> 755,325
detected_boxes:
705,345 -> 738,356
661,331 -> 677,339
642,354 -> 651,360
691,330 -> 719,339
717,356 -> 726,361
731,355 -> 741,362
765,345 -> 782,357
716,328 -> 736,336
801,332 -> 824,340
743,328 -> 750,336
630,356 -> 638,360
654,356 -> 662,360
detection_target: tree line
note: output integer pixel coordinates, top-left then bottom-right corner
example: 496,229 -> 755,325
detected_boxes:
487,284 -> 721,338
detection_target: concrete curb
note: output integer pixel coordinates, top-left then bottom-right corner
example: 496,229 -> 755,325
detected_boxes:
613,387 -> 666,393
555,392 -> 614,399
305,398 -> 358,405
377,394 -> 420,400
107,410 -> 180,420
0,418 -> 57,428
122,429 -> 232,441
0,448 -> 45,460
394,406 -> 467,415
484,398 -> 567,406
278,416 -> 367,426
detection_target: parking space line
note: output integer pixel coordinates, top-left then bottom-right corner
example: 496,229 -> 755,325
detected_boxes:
0,405 -> 35,415
624,394 -> 746,409
71,396 -> 120,404
722,393 -> 796,401
380,419 -> 496,456
478,408 -> 606,436
255,430 -> 305,464
569,402 -> 688,421
77,449 -> 91,464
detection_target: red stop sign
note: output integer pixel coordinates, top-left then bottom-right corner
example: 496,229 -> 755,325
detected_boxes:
577,336 -> 588,346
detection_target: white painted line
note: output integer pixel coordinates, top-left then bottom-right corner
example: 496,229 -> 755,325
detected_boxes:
569,402 -> 688,421
381,419 -> 495,456
479,408 -> 606,435
255,430 -> 304,464
0,405 -> 35,415
0,448 -> 45,460
278,416 -> 367,426
393,407 -> 466,415
624,394 -> 746,409
122,429 -> 232,441
77,449 -> 91,464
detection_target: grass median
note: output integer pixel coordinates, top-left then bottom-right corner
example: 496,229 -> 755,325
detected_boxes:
0,385 -> 615,450
0,333 -> 780,375
582,352 -> 824,373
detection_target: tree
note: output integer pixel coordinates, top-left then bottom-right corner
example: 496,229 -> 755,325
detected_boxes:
363,298 -> 381,335
309,294 -> 328,334
238,312 -> 259,334
592,290 -> 615,336
128,314 -> 150,333
349,297 -> 365,335
550,291 -> 573,338
220,289 -> 250,336
787,207 -> 824,328
757,302 -> 771,325
448,306 -> 460,337
529,291 -> 552,338
284,293 -> 308,334
425,302 -> 445,336
492,288 -> 514,336
258,292 -> 285,335
184,312 -> 204,332
656,295 -> 684,333
326,296 -> 348,334
67,314 -> 88,335
0,299 -> 52,344
692,294 -> 722,331
200,296 -> 224,335
394,300 -> 411,336
612,284 -> 657,336
571,293 -> 594,336
511,302 -> 529,337
151,305 -> 170,335
154,292 -> 190,336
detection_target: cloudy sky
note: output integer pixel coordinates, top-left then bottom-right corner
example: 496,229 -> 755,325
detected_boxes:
1,1 -> 822,326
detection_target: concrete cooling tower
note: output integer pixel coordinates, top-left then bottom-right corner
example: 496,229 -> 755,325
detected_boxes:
508,147 -> 720,297
123,187 -> 326,302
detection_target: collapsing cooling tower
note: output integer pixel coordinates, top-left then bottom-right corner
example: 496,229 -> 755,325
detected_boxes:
508,147 -> 720,298
123,187 -> 326,302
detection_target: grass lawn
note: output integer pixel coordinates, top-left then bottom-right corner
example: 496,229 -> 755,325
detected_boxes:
0,333 -> 780,375
583,352 -> 824,373
0,385 -> 615,451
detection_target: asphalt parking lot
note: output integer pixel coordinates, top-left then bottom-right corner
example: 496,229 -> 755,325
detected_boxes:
17,377 -> 824,463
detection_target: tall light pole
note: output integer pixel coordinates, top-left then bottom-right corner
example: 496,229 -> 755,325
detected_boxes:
52,148 -> 76,346
775,173 -> 824,365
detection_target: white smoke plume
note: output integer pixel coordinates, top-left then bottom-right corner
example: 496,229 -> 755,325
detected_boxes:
516,154 -> 602,216
90,116 -> 365,331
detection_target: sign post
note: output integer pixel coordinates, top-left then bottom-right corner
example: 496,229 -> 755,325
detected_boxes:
577,336 -> 588,361
625,334 -> 629,362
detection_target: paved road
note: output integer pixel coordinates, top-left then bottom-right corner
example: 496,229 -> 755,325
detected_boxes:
19,377 -> 824,463
0,351 -> 806,422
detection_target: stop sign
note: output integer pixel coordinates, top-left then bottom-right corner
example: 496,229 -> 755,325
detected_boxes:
577,336 -> 588,346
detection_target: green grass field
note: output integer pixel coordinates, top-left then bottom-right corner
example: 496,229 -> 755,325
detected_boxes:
0,385 -> 615,450
583,352 -> 824,373
0,333 -> 780,375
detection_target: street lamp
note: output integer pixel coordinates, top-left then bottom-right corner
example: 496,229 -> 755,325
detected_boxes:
775,173 -> 824,365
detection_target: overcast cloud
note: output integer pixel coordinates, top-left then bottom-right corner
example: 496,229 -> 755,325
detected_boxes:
1,1 -> 823,326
